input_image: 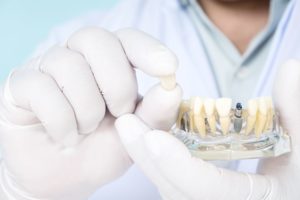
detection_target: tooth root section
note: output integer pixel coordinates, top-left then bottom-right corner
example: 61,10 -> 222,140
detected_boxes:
216,98 -> 232,135
204,98 -> 216,134
160,74 -> 176,90
255,98 -> 268,137
188,99 -> 196,132
192,97 -> 206,137
176,100 -> 190,129
263,97 -> 274,131
246,99 -> 258,135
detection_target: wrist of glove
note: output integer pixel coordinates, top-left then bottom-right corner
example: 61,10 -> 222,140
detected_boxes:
116,60 -> 300,200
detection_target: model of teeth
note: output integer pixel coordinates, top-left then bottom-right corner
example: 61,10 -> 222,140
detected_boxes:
204,98 -> 216,134
216,98 -> 232,135
176,100 -> 190,129
192,97 -> 206,137
255,98 -> 268,137
264,97 -> 274,132
245,99 -> 258,135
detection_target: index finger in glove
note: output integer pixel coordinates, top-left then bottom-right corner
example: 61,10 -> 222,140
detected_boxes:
67,28 -> 178,119
116,29 -> 181,130
67,27 -> 138,117
116,114 -> 277,200
116,28 -> 178,90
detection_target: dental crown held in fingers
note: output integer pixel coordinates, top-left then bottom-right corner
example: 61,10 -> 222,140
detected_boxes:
172,97 -> 291,160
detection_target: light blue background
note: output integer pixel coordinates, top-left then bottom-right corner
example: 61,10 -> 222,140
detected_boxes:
0,0 -> 120,82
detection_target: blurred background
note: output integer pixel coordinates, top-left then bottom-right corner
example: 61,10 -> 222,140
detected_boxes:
0,0 -> 120,82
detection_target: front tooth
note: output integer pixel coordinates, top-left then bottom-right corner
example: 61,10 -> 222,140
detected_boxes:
204,98 -> 216,134
176,100 -> 190,129
255,98 -> 268,137
216,98 -> 232,135
263,97 -> 274,131
192,97 -> 206,137
245,99 -> 258,135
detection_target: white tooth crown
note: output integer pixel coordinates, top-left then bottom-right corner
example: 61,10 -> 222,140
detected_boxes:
255,97 -> 268,137
216,98 -> 232,135
247,99 -> 258,116
216,98 -> 232,117
204,98 -> 216,134
204,98 -> 215,115
176,97 -> 277,137
192,97 -> 206,137
245,99 -> 258,135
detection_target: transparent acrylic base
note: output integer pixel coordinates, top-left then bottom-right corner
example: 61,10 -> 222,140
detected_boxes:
172,127 -> 291,160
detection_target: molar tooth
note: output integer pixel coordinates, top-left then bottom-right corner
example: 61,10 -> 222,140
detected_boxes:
245,99 -> 258,135
192,97 -> 206,137
264,97 -> 274,131
216,98 -> 232,135
176,100 -> 190,129
204,98 -> 216,134
255,98 -> 268,137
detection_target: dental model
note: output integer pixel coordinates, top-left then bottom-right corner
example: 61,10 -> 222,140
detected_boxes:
255,98 -> 268,137
175,97 -> 277,138
216,98 -> 232,135
172,96 -> 291,161
245,99 -> 258,135
204,98 -> 216,134
192,97 -> 206,137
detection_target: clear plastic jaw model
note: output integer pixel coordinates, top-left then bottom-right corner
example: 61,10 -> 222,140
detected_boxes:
171,97 -> 291,160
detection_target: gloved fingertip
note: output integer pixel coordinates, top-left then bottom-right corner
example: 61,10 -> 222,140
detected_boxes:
115,114 -> 151,145
136,84 -> 182,130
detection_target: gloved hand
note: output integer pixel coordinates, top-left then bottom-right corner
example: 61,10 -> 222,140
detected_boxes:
116,60 -> 300,200
0,27 -> 182,200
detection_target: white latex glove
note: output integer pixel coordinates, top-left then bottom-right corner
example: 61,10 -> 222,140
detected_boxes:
0,27 -> 182,200
116,60 -> 300,200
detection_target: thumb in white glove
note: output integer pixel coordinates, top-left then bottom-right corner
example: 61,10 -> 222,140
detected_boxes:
116,60 -> 300,200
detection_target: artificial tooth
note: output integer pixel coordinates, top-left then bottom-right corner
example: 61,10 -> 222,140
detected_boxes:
263,97 -> 274,131
245,99 -> 258,135
176,100 -> 190,129
160,74 -> 176,90
204,98 -> 216,134
255,98 -> 268,137
216,98 -> 232,135
192,97 -> 206,137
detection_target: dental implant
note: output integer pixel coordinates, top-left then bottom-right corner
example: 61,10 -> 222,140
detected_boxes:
233,103 -> 243,133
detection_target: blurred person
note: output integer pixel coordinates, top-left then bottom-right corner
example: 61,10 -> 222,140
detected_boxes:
1,0 -> 300,199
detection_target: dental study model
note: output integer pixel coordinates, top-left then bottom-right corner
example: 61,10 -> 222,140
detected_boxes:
173,97 -> 291,160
